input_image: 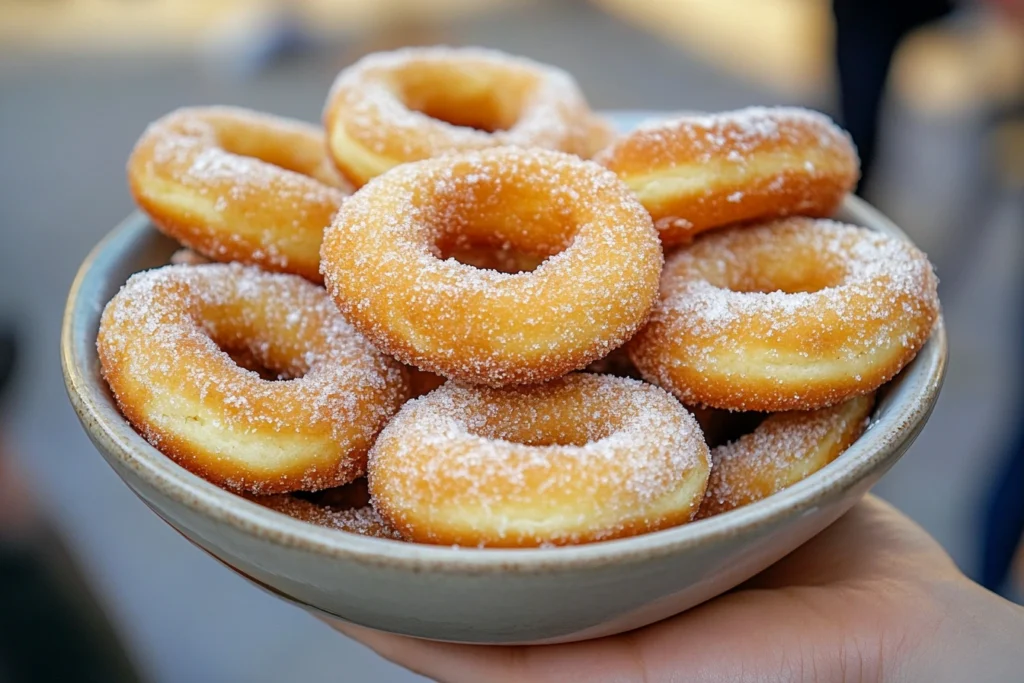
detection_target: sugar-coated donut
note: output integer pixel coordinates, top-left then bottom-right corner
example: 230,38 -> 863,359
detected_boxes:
596,107 -> 859,246
248,481 -> 402,540
323,47 -> 603,186
320,147 -> 663,387
629,218 -> 939,411
258,498 -> 401,539
698,394 -> 874,518
97,264 -> 408,494
368,374 -> 710,547
128,107 -> 350,282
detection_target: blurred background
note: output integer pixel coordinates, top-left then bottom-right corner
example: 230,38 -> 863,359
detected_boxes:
1,0 -> 1023,681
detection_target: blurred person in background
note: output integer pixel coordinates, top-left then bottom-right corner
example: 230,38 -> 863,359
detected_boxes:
832,0 -> 954,187
0,327 -> 142,683
970,0 -> 1024,598
836,0 -> 1024,597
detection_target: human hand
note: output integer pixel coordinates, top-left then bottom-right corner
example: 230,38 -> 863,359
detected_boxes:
327,496 -> 1024,682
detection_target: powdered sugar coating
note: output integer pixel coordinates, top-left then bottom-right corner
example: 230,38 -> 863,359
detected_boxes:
97,263 -> 409,494
323,46 -> 601,185
596,107 -> 859,245
368,374 -> 710,547
617,107 -> 850,165
128,106 -> 349,282
699,394 -> 874,517
629,218 -> 939,411
320,147 -> 663,386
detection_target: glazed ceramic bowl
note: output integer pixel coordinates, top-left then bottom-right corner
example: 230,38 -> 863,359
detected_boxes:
62,115 -> 946,645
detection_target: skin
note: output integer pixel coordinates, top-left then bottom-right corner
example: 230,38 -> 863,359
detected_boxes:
988,0 -> 1024,18
326,496 -> 1024,683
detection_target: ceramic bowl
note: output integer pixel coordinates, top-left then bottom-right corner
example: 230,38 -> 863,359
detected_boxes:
62,118 -> 946,644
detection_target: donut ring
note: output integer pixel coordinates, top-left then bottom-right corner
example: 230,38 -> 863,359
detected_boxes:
320,147 -> 663,386
323,47 -> 601,186
596,107 -> 859,246
628,218 -> 939,411
97,263 -> 408,494
368,374 -> 710,547
128,107 -> 350,282
698,394 -> 874,518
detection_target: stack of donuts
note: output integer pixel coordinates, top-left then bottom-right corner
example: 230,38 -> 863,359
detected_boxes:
97,46 -> 940,548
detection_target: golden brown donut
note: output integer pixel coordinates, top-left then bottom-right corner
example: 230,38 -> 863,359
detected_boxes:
596,107 -> 859,246
128,106 -> 351,282
698,394 -> 874,518
248,483 -> 402,540
323,47 -> 603,186
629,218 -> 939,411
97,263 -> 408,494
368,374 -> 710,547
320,147 -> 663,387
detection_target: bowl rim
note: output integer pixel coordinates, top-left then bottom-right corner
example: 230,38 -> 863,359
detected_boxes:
61,195 -> 947,573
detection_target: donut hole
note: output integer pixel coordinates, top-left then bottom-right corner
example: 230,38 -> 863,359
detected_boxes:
223,344 -> 299,382
392,65 -> 529,133
436,239 -> 548,274
404,94 -> 509,133
216,136 -> 317,179
216,339 -> 306,381
426,178 -> 580,273
458,395 -> 621,447
189,114 -> 341,186
699,241 -> 848,294
200,316 -> 311,382
466,420 -> 615,448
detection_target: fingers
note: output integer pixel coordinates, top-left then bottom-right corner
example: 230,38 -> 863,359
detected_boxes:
321,495 -> 961,683
323,618 -> 654,683
325,620 -> 520,683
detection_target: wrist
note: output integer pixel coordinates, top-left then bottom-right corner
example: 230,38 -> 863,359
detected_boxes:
900,580 -> 1024,683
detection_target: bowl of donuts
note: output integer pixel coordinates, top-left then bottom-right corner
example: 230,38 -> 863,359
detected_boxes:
62,47 -> 946,644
